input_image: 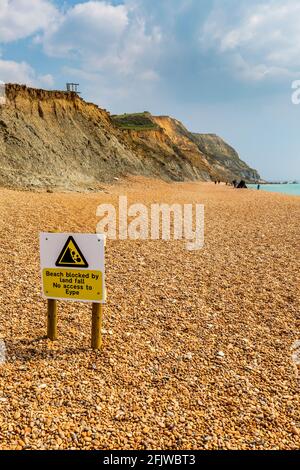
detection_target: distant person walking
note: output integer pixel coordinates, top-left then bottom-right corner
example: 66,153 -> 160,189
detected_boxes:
257,184 -> 261,190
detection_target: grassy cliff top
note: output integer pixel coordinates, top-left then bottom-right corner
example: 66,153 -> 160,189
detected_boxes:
111,112 -> 160,130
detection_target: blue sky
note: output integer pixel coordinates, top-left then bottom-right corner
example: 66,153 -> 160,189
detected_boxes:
0,0 -> 300,181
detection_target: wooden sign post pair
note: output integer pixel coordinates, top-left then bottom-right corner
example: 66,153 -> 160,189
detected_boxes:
47,300 -> 103,349
40,233 -> 106,350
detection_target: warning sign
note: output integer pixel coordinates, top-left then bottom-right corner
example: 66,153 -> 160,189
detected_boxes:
43,269 -> 103,301
40,233 -> 105,303
55,236 -> 89,268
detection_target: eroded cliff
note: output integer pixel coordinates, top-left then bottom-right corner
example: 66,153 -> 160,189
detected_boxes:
0,85 -> 260,190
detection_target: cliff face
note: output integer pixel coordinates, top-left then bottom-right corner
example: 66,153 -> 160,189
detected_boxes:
121,124 -> 213,182
127,115 -> 259,182
151,116 -> 214,176
192,133 -> 260,182
0,84 -> 260,190
0,84 -> 144,190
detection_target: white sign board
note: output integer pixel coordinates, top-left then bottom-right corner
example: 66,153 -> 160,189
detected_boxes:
40,233 -> 105,303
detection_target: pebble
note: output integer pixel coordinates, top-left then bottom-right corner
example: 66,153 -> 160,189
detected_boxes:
216,351 -> 225,358
38,384 -> 47,389
184,353 -> 193,361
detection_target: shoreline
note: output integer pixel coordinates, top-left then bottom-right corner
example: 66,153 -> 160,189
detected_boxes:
248,182 -> 300,197
0,176 -> 299,196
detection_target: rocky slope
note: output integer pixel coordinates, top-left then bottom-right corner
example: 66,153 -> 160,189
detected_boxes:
113,113 -> 260,183
0,85 -> 144,190
192,133 -> 260,182
150,116 -> 259,182
0,84 -> 260,190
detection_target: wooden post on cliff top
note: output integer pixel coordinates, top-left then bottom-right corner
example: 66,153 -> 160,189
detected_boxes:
47,299 -> 57,341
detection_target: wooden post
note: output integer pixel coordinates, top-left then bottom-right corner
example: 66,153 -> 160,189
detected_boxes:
91,303 -> 103,350
47,299 -> 57,340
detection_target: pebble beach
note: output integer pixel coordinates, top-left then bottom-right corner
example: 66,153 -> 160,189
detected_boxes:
0,177 -> 299,450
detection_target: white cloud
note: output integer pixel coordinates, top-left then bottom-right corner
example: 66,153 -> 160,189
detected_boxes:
231,54 -> 293,82
200,0 -> 300,81
43,1 -> 128,58
0,58 -> 53,87
0,1 -> 56,88
0,59 -> 36,83
38,73 -> 54,87
138,70 -> 160,81
0,1 -> 162,94
43,1 -> 162,76
0,0 -> 58,42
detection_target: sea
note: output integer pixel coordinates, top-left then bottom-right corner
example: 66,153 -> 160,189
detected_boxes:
248,183 -> 300,196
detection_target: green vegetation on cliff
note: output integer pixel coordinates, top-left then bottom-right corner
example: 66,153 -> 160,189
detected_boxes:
112,112 -> 159,130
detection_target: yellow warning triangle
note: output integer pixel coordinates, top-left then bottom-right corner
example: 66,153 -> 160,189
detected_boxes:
55,236 -> 89,268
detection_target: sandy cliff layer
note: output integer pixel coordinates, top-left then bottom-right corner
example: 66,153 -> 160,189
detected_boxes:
152,116 -> 260,182
0,85 -> 143,190
192,133 -> 260,182
0,85 -> 260,190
